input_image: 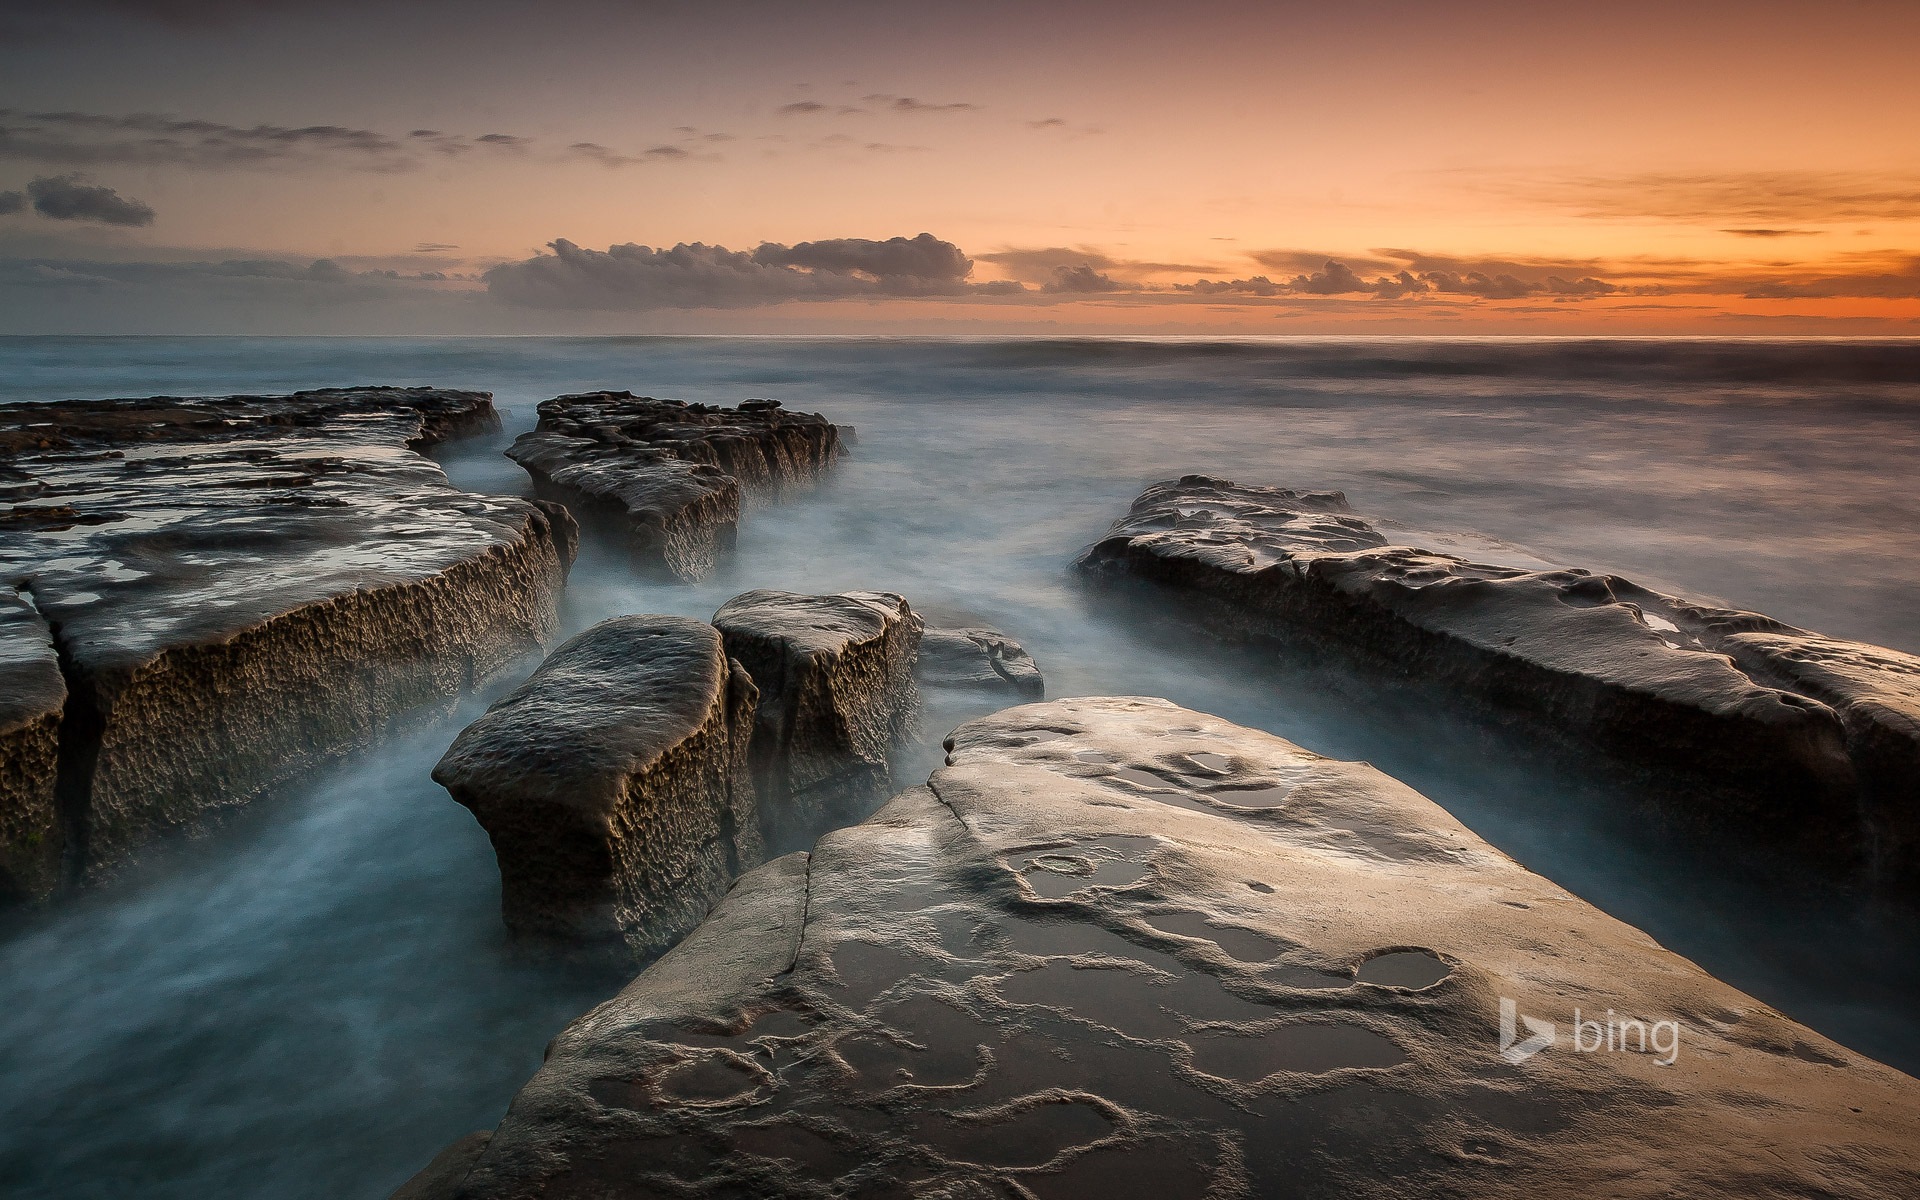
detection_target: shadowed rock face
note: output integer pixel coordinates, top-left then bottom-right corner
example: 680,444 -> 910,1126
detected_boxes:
507,393 -> 841,582
434,616 -> 761,961
0,388 -> 572,895
1077,475 -> 1920,882
408,696 -> 1920,1200
714,590 -> 921,851
0,590 -> 64,903
916,620 -> 1044,698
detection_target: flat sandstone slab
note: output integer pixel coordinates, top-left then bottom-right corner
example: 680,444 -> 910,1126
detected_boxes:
507,393 -> 840,582
1077,475 -> 1920,881
0,387 -> 572,891
416,696 -> 1920,1199
434,615 -> 760,961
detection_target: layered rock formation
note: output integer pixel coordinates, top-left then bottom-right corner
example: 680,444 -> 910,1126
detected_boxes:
0,590 -> 65,903
407,696 -> 1920,1199
713,590 -> 921,850
507,393 -> 841,582
916,618 -> 1045,698
1077,475 -> 1920,881
0,387 -> 572,895
433,616 -> 761,961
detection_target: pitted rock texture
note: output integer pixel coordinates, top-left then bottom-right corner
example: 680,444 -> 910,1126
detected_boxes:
916,619 -> 1044,699
0,589 -> 65,903
0,387 -> 572,892
507,393 -> 841,582
1078,475 -> 1920,881
410,697 -> 1920,1200
714,590 -> 921,851
434,616 -> 761,961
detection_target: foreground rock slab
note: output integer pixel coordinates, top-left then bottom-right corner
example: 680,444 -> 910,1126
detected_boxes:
714,590 -> 921,850
413,696 -> 1920,1199
508,393 -> 841,582
434,616 -> 760,960
1078,475 -> 1920,883
0,388 -> 572,894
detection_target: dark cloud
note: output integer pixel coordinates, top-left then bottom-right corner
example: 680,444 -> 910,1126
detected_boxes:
1722,228 -> 1817,238
863,94 -> 979,114
0,190 -> 23,215
414,242 -> 458,253
26,174 -> 155,226
0,108 -> 540,171
486,233 -> 994,310
1041,264 -> 1122,294
777,102 -> 829,116
567,141 -> 699,167
978,246 -> 1219,283
753,233 -> 971,284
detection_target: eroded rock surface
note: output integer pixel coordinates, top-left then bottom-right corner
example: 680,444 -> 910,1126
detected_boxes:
714,590 -> 921,850
916,617 -> 1044,699
507,393 -> 841,582
434,616 -> 761,961
0,589 -> 65,903
0,387 -> 571,892
413,697 -> 1920,1200
1078,475 -> 1920,881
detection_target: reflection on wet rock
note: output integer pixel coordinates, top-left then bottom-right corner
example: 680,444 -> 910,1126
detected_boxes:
401,698 -> 1920,1200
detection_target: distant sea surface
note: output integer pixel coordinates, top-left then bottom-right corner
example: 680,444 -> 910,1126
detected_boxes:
3,336 -> 1918,1198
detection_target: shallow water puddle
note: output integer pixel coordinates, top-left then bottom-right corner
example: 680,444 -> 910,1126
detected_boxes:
1355,950 -> 1452,989
1188,1024 -> 1408,1080
914,1100 -> 1113,1168
1142,912 -> 1280,962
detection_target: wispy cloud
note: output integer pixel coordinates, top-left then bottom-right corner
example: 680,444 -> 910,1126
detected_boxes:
862,94 -> 979,114
1489,170 -> 1920,225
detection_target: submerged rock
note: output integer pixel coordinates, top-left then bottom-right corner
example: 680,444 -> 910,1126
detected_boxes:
0,590 -> 65,903
1077,475 -> 1920,882
0,387 -> 572,894
507,392 -> 841,582
433,616 -> 761,961
408,696 -> 1920,1199
713,590 -> 921,849
916,617 -> 1045,698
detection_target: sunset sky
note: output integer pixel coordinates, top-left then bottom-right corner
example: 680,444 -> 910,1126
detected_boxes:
3,0 -> 1918,334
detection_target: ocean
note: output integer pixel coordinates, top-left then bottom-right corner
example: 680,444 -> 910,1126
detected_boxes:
3,335 -> 1918,1198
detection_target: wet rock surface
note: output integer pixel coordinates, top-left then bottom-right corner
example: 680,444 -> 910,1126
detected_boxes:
434,616 -> 761,961
916,617 -> 1044,698
713,590 -> 922,851
0,387 -> 572,893
507,393 -> 841,582
412,697 -> 1920,1200
1077,475 -> 1920,881
0,590 -> 65,903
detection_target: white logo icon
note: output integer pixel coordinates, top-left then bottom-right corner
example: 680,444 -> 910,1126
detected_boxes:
1499,997 -> 1556,1064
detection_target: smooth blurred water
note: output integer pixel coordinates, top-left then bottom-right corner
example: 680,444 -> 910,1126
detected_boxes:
3,336 -> 1918,1198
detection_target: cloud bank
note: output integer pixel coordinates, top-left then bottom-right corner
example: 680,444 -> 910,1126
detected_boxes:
484,233 -> 1012,310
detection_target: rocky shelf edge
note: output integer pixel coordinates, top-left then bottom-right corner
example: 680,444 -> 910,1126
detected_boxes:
0,387 -> 575,901
1076,475 -> 1920,884
507,393 -> 841,582
434,616 -> 761,962
0,590 -> 65,903
401,696 -> 1920,1200
715,590 -> 921,851
916,617 -> 1045,698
